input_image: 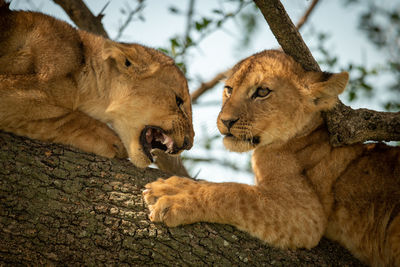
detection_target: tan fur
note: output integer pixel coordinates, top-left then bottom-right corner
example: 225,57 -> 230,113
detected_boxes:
0,7 -> 194,168
144,50 -> 400,266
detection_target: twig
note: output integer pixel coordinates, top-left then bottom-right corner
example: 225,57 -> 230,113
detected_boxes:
114,0 -> 146,41
191,70 -> 229,102
180,0 -> 196,59
175,0 -> 251,59
296,0 -> 320,30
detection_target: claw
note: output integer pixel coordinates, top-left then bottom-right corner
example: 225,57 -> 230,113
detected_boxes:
143,189 -> 150,194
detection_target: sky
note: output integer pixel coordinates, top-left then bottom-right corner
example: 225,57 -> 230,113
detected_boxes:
9,0 -> 391,184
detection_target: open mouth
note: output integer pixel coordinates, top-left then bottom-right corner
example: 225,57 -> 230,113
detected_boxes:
225,133 -> 260,145
140,126 -> 175,162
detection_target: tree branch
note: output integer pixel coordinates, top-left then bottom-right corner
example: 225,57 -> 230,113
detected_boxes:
53,0 -> 108,37
323,103 -> 400,145
253,0 -> 400,145
253,0 -> 320,72
114,0 -> 146,41
296,0 -> 320,30
0,131 -> 363,265
191,70 -> 229,102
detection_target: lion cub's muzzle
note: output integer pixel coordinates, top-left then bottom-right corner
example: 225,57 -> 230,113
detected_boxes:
140,126 -> 192,162
219,117 -> 260,145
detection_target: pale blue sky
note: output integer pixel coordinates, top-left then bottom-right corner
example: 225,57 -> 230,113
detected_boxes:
10,0 -> 391,183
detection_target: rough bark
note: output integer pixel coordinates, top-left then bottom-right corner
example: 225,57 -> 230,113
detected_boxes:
0,131 -> 365,266
253,0 -> 400,146
323,102 -> 400,145
253,0 -> 320,72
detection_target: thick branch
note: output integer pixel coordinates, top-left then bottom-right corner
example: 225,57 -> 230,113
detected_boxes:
53,0 -> 108,37
253,0 -> 400,145
0,131 -> 363,265
253,0 -> 320,72
323,102 -> 400,145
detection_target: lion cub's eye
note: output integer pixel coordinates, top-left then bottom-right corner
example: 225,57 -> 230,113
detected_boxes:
176,95 -> 184,108
224,86 -> 233,97
125,58 -> 132,67
252,87 -> 272,99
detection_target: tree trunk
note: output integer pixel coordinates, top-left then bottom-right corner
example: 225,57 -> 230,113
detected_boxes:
0,131 -> 364,266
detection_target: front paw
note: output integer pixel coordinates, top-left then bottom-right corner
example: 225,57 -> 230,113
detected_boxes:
143,176 -> 200,227
112,138 -> 128,158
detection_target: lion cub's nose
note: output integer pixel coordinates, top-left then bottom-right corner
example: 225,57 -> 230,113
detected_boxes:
182,136 -> 192,150
221,118 -> 239,131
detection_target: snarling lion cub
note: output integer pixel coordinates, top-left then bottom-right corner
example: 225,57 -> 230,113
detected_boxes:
0,4 -> 194,168
144,50 -> 400,266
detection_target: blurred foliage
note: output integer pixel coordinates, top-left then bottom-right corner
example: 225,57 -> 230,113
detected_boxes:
114,0 -> 146,40
343,0 -> 400,110
158,0 -> 252,74
306,28 -> 380,103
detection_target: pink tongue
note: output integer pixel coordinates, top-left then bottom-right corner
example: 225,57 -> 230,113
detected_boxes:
146,129 -> 152,143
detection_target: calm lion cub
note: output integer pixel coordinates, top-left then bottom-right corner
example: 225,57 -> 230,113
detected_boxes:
0,5 -> 194,168
144,50 -> 400,266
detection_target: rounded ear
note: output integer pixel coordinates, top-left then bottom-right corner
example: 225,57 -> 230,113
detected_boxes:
101,39 -> 126,61
101,40 -> 160,77
307,71 -> 349,110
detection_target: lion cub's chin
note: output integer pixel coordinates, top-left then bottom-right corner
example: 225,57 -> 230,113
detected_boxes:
223,136 -> 257,152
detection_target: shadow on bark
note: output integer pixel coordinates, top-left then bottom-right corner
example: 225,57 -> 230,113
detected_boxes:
0,131 -> 364,266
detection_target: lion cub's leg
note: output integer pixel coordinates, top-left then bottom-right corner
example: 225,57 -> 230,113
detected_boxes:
15,111 -> 127,158
0,74 -> 127,158
144,176 -> 326,249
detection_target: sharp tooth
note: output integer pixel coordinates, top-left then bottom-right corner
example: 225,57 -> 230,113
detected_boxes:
161,133 -> 174,151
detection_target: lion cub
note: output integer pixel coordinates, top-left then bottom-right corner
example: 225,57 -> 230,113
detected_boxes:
144,50 -> 400,266
0,4 -> 194,168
